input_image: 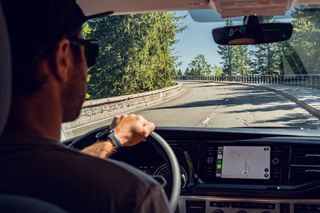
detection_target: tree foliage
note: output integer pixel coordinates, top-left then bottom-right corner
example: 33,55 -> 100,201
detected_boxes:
185,54 -> 213,76
217,20 -> 251,76
249,18 -> 283,75
213,66 -> 223,76
217,42 -> 250,76
84,13 -> 184,99
286,6 -> 320,74
250,43 -> 283,75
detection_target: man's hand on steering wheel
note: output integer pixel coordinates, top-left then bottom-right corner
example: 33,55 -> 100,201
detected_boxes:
69,121 -> 181,211
111,114 -> 155,147
82,114 -> 155,158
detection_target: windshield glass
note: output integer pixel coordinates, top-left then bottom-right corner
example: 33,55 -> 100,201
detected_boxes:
61,5 -> 320,140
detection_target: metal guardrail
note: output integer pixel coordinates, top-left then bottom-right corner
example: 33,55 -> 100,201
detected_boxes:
176,75 -> 320,89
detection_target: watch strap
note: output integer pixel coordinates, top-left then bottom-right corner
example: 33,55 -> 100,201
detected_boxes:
96,128 -> 122,149
107,129 -> 122,149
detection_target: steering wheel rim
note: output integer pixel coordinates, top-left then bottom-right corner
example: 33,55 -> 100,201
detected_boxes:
68,128 -> 181,211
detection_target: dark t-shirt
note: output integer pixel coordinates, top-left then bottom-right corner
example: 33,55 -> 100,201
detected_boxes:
0,133 -> 171,213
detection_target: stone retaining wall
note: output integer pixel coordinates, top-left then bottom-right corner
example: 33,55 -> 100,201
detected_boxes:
62,83 -> 185,139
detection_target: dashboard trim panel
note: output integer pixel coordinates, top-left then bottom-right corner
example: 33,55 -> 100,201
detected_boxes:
179,196 -> 320,213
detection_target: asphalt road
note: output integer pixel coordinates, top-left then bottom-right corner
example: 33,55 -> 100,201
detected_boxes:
136,82 -> 320,129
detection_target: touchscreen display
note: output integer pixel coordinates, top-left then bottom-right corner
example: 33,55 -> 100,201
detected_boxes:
216,146 -> 271,180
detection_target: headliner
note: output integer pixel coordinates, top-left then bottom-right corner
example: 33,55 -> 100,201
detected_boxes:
76,0 -> 320,19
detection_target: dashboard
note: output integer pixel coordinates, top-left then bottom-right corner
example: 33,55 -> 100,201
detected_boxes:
110,127 -> 320,213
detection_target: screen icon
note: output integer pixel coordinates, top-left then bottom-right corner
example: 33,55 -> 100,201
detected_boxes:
217,164 -> 222,170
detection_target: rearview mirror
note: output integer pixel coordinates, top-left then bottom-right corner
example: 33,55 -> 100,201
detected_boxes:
212,23 -> 293,45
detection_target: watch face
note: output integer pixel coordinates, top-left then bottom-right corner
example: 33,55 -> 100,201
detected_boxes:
95,129 -> 110,140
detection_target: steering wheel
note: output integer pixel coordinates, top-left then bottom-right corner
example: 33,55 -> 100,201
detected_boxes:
68,127 -> 181,211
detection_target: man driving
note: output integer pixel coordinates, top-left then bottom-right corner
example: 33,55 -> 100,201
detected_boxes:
0,0 -> 171,212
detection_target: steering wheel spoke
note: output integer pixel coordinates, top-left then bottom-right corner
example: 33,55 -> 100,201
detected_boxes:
152,175 -> 168,188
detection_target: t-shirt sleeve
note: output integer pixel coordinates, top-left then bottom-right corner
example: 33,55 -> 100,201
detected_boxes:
133,184 -> 173,213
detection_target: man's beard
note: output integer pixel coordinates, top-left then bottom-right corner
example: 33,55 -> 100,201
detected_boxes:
61,64 -> 87,123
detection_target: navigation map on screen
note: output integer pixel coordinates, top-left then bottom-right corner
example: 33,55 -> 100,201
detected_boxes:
216,146 -> 271,180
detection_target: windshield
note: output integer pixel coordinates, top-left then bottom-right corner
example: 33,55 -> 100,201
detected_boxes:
61,5 -> 320,140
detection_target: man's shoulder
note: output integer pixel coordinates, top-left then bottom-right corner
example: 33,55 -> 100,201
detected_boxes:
55,146 -> 163,209
0,134 -> 158,191
0,136 -> 170,212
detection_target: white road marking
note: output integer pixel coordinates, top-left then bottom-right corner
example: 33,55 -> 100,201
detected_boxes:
202,117 -> 211,125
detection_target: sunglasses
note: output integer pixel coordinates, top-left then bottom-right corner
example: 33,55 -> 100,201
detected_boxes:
69,38 -> 99,68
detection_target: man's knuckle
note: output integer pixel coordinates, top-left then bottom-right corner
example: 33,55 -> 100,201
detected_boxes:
136,125 -> 143,132
143,130 -> 149,137
150,123 -> 155,130
128,114 -> 136,118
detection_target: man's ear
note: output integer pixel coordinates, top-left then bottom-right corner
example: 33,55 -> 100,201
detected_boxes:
51,38 -> 73,83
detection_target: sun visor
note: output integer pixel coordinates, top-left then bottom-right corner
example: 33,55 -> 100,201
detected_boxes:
210,0 -> 293,18
189,8 -> 293,23
77,0 -> 210,17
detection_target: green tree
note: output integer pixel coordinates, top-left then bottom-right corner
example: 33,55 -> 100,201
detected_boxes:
249,17 -> 283,75
185,54 -> 213,77
83,12 -> 185,99
233,46 -> 251,75
217,20 -> 234,76
217,20 -> 251,76
172,60 -> 183,79
213,65 -> 223,77
217,41 -> 251,76
284,6 -> 320,75
250,43 -> 282,75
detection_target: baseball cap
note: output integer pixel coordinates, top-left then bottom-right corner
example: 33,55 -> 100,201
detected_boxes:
2,0 -> 88,95
2,0 -> 87,52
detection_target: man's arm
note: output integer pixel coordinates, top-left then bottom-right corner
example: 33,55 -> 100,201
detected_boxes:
82,114 -> 155,158
81,139 -> 116,158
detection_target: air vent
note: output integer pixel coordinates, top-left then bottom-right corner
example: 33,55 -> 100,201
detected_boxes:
291,147 -> 320,165
290,146 -> 320,185
290,166 -> 320,185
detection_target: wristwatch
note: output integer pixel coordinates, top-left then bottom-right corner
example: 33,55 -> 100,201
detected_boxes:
95,128 -> 122,149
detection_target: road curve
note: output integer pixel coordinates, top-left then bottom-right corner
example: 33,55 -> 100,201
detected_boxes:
137,82 -> 319,129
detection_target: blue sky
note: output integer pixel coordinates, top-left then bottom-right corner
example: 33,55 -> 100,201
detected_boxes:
172,11 -> 224,72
